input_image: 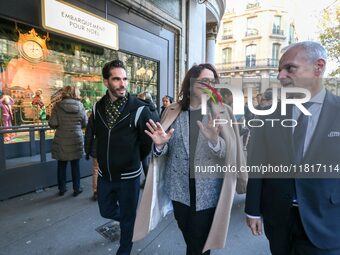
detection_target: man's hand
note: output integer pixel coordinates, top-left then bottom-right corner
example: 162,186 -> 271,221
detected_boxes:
246,217 -> 263,236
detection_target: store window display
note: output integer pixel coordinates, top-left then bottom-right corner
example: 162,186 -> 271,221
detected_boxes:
0,18 -> 159,144
0,95 -> 15,142
31,89 -> 45,122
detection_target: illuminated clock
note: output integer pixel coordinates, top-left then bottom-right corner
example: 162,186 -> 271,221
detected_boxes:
17,28 -> 49,63
21,40 -> 44,60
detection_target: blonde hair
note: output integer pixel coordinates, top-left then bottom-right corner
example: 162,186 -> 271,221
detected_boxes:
137,92 -> 146,100
62,86 -> 81,100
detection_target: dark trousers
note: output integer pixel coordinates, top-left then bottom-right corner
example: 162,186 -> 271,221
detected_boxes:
172,201 -> 215,255
97,176 -> 140,255
264,206 -> 340,255
57,159 -> 80,192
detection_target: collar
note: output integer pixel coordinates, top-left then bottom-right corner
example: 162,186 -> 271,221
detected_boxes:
310,88 -> 326,105
189,104 -> 201,111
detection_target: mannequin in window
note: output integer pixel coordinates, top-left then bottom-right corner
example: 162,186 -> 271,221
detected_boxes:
0,95 -> 15,142
32,89 -> 44,122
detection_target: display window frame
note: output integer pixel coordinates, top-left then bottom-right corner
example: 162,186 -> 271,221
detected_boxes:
0,18 -> 160,144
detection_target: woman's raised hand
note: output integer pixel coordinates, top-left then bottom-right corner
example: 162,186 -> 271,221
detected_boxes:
145,119 -> 174,149
196,113 -> 221,146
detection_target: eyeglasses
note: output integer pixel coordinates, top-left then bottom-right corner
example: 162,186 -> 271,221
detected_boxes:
195,78 -> 217,87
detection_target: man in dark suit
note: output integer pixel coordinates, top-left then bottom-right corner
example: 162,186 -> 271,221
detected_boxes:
245,41 -> 340,255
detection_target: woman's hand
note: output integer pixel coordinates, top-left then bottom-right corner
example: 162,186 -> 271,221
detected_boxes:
197,113 -> 221,146
145,119 -> 174,150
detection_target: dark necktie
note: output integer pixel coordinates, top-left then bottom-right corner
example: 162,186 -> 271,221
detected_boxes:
293,102 -> 314,164
292,102 -> 313,203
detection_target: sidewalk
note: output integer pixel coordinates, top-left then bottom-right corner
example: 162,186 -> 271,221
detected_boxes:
0,177 -> 270,255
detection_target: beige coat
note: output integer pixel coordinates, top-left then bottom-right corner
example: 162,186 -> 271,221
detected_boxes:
133,102 -> 247,252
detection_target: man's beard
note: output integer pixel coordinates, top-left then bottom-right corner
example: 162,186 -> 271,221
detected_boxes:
108,86 -> 126,99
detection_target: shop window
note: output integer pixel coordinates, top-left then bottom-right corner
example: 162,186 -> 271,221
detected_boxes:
0,19 -> 159,144
0,39 -> 7,54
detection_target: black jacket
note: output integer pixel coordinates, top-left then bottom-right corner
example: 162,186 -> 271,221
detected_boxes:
93,93 -> 157,181
84,111 -> 97,159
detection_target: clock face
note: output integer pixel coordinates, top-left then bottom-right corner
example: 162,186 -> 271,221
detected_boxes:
22,40 -> 44,60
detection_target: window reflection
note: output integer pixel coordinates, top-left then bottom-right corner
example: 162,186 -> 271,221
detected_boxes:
0,19 -> 159,143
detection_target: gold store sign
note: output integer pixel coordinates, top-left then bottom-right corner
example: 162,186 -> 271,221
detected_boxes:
41,0 -> 118,50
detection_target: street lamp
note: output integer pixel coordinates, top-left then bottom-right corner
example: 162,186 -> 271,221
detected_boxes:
136,67 -> 153,93
136,67 -> 153,81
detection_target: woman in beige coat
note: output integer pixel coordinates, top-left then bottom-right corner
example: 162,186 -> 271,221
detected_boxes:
134,64 -> 247,254
49,86 -> 87,196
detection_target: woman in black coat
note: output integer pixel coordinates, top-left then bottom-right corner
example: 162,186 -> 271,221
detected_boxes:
49,86 -> 87,196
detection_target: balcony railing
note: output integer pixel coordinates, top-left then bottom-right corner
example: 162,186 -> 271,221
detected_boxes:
0,124 -> 52,170
216,58 -> 279,72
221,34 -> 233,40
272,26 -> 284,35
245,29 -> 259,37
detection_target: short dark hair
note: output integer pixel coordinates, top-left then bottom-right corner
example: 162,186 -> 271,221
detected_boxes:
162,95 -> 173,103
262,88 -> 273,100
102,60 -> 126,79
178,63 -> 219,111
219,88 -> 232,97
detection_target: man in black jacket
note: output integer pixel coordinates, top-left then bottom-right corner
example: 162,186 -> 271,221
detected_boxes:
93,60 -> 156,255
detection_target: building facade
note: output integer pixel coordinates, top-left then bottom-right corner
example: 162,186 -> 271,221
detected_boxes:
215,0 -> 297,97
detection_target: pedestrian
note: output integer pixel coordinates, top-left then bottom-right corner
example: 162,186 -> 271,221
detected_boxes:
84,101 -> 100,201
0,95 -> 15,142
93,60 -> 157,255
134,63 -> 247,254
219,88 -> 250,151
260,88 -> 273,107
160,95 -> 173,117
49,86 -> 87,196
245,41 -> 340,255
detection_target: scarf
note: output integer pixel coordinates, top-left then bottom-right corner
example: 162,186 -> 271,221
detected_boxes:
104,93 -> 128,129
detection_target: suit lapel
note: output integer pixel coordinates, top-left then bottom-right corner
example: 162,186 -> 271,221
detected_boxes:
161,103 -> 181,130
303,91 -> 337,162
161,105 -> 181,131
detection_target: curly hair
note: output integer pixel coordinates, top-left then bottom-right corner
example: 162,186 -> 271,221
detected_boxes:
102,60 -> 126,79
